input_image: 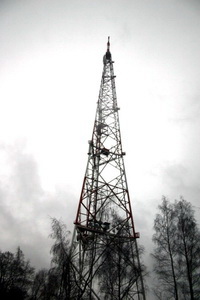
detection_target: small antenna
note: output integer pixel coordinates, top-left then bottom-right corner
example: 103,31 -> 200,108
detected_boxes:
107,36 -> 110,52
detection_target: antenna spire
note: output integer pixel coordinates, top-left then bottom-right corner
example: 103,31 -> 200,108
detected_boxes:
107,36 -> 110,52
104,36 -> 111,62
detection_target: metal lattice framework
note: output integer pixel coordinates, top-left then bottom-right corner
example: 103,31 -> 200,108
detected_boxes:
70,38 -> 146,300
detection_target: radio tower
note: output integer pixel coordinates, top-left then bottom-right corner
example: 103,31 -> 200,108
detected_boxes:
70,38 -> 146,300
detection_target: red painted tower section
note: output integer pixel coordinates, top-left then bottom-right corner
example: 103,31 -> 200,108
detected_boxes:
70,38 -> 146,300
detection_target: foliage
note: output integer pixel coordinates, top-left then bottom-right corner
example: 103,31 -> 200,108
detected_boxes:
0,219 -> 74,300
30,269 -> 49,300
30,218 -> 76,300
0,247 -> 34,299
47,218 -> 77,299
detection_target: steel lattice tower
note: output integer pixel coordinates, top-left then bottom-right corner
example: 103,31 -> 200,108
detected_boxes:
70,38 -> 146,300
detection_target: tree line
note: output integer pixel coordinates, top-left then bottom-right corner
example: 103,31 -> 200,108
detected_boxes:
0,197 -> 199,299
0,219 -> 72,300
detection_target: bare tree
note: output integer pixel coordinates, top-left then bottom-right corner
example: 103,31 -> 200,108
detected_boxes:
152,197 -> 200,300
97,213 -> 146,299
152,197 -> 179,299
30,269 -> 49,300
175,198 -> 200,300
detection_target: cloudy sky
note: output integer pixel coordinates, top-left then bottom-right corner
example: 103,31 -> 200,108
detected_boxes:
0,0 -> 200,297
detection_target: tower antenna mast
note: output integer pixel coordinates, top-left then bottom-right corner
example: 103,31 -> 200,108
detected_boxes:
70,37 -> 146,300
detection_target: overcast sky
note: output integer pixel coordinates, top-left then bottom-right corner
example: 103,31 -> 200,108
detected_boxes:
0,0 -> 200,297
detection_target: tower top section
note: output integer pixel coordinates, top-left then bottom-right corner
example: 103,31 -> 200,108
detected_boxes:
104,36 -> 111,64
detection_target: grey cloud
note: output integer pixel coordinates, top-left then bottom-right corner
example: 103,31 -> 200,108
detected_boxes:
162,163 -> 187,189
0,142 -> 76,268
160,162 -> 200,221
